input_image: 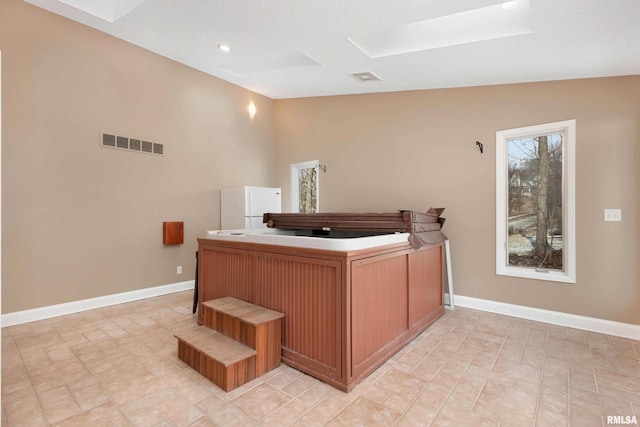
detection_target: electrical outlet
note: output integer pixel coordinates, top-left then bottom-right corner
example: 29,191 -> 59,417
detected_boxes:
604,209 -> 622,222
177,266 -> 182,274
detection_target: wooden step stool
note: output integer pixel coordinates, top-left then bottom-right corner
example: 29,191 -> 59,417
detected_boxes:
176,328 -> 256,392
175,297 -> 284,392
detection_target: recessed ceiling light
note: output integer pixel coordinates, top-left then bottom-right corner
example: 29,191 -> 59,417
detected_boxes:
217,43 -> 231,53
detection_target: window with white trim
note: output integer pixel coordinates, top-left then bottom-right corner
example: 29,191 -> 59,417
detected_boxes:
496,120 -> 576,283
290,160 -> 319,213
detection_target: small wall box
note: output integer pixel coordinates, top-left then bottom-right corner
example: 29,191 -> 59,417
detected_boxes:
163,222 -> 184,245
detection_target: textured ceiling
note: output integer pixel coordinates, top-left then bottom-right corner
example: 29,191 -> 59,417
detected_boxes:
23,0 -> 640,99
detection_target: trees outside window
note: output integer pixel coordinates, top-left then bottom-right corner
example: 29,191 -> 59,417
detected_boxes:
496,120 -> 576,283
290,160 -> 319,213
298,166 -> 318,213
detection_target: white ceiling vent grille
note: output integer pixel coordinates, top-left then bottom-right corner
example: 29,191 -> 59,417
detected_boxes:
348,71 -> 382,83
101,133 -> 163,156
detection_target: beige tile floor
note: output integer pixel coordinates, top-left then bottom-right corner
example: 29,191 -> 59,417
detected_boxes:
2,291 -> 639,426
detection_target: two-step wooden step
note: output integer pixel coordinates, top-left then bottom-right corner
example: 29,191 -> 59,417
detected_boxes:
175,297 -> 285,392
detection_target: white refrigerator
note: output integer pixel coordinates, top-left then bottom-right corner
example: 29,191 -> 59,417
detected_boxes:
220,186 -> 281,229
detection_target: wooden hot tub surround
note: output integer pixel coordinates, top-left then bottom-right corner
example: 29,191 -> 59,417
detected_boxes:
197,235 -> 444,392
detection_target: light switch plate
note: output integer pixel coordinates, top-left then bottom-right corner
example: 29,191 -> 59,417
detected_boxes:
604,209 -> 622,221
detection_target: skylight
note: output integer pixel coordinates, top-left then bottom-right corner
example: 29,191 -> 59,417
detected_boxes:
219,50 -> 321,76
56,0 -> 148,23
348,0 -> 534,58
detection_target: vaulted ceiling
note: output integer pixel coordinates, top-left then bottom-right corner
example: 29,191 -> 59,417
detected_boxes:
24,0 -> 640,99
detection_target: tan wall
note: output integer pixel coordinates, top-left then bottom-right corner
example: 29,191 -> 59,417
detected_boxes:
1,0 -> 276,313
274,76 -> 640,325
2,1 -> 638,326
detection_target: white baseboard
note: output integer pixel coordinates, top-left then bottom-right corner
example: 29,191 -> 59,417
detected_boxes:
1,280 -> 195,328
454,295 -> 640,341
3,284 -> 637,341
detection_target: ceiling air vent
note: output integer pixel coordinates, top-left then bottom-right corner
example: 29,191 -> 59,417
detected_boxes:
348,71 -> 382,82
101,133 -> 164,157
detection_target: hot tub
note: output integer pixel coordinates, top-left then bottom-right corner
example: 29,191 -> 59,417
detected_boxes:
198,227 -> 444,391
206,228 -> 411,251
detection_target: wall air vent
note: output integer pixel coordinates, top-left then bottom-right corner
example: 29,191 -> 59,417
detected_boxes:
348,71 -> 382,82
116,136 -> 128,149
102,134 -> 116,147
101,133 -> 164,156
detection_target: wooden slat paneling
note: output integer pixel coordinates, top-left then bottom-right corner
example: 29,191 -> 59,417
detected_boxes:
175,330 -> 257,392
255,255 -> 341,372
198,248 -> 253,322
202,301 -> 283,377
196,237 -> 444,391
351,253 -> 409,374
409,245 -> 443,325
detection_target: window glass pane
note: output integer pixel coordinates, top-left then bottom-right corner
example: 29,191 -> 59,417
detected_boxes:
298,167 -> 318,213
507,132 -> 564,271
